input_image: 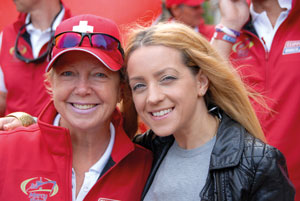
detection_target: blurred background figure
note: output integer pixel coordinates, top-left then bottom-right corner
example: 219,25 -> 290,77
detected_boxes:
211,0 -> 300,199
154,0 -> 215,39
0,0 -> 71,117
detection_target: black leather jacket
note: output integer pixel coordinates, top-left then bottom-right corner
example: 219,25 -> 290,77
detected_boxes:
134,112 -> 295,201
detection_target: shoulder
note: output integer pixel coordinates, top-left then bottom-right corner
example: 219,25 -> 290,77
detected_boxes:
241,132 -> 288,173
243,132 -> 282,159
1,14 -> 25,35
0,24 -> 17,42
218,113 -> 284,169
241,133 -> 295,199
1,22 -> 16,33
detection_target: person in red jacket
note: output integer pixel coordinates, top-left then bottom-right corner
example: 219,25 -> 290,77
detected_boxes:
211,0 -> 300,199
0,14 -> 152,201
161,0 -> 215,39
0,0 -> 72,117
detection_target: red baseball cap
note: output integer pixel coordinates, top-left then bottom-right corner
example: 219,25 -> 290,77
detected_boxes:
165,0 -> 205,8
46,14 -> 124,72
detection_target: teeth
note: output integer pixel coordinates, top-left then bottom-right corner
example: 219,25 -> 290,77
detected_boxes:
152,108 -> 172,117
73,103 -> 96,110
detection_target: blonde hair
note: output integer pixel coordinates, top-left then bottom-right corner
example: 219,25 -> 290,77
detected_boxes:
124,22 -> 266,141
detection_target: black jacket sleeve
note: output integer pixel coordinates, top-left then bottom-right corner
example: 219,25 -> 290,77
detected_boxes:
250,144 -> 295,201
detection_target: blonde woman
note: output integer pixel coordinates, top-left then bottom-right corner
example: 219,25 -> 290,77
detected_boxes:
125,22 -> 294,201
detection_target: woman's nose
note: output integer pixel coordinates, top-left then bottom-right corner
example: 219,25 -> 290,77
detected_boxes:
74,77 -> 92,96
146,84 -> 164,104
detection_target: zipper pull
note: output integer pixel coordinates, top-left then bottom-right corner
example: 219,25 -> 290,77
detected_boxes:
261,37 -> 269,60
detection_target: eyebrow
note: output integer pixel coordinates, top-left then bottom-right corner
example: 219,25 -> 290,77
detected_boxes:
129,67 -> 179,82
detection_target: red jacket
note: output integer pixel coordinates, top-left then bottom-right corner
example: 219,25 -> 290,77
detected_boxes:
0,3 -> 71,117
0,102 -> 153,201
230,0 -> 300,199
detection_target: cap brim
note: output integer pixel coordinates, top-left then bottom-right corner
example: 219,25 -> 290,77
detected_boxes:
46,47 -> 123,72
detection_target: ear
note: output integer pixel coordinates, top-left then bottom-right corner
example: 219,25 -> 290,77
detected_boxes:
44,75 -> 54,97
196,70 -> 209,97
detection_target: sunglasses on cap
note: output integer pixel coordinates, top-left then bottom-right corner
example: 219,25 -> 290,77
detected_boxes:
50,31 -> 124,60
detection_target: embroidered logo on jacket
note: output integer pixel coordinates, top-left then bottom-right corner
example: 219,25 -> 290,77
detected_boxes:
283,40 -> 300,55
20,177 -> 59,201
9,46 -> 27,56
232,38 -> 254,58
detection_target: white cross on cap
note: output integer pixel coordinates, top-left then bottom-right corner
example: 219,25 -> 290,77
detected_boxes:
72,21 -> 94,33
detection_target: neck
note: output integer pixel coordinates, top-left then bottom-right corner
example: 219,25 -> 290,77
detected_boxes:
70,125 -> 111,198
252,0 -> 286,27
173,104 -> 219,150
29,0 -> 61,31
71,128 -> 110,173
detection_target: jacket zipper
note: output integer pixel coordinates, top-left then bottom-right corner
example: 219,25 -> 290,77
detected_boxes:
216,172 -> 223,201
242,29 -> 271,97
260,37 -> 269,60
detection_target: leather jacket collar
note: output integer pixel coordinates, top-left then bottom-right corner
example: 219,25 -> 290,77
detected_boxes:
149,110 -> 246,169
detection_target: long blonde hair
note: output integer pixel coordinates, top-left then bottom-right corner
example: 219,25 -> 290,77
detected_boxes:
124,22 -> 266,141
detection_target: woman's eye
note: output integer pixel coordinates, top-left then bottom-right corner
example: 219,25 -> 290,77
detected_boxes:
161,75 -> 176,82
132,83 -> 146,91
61,71 -> 73,76
95,73 -> 107,78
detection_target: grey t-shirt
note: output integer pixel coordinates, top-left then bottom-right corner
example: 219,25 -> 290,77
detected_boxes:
144,136 -> 216,201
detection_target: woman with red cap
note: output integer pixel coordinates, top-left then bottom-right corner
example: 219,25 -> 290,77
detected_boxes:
0,14 -> 152,201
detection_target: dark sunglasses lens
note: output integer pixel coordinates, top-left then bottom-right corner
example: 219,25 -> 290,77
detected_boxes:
55,32 -> 81,48
91,34 -> 119,51
92,34 -> 123,66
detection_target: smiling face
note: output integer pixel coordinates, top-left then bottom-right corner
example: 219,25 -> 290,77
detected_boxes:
50,51 -> 121,133
127,45 -> 208,137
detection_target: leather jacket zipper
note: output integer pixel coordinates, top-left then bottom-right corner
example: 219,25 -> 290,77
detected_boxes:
216,172 -> 223,201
